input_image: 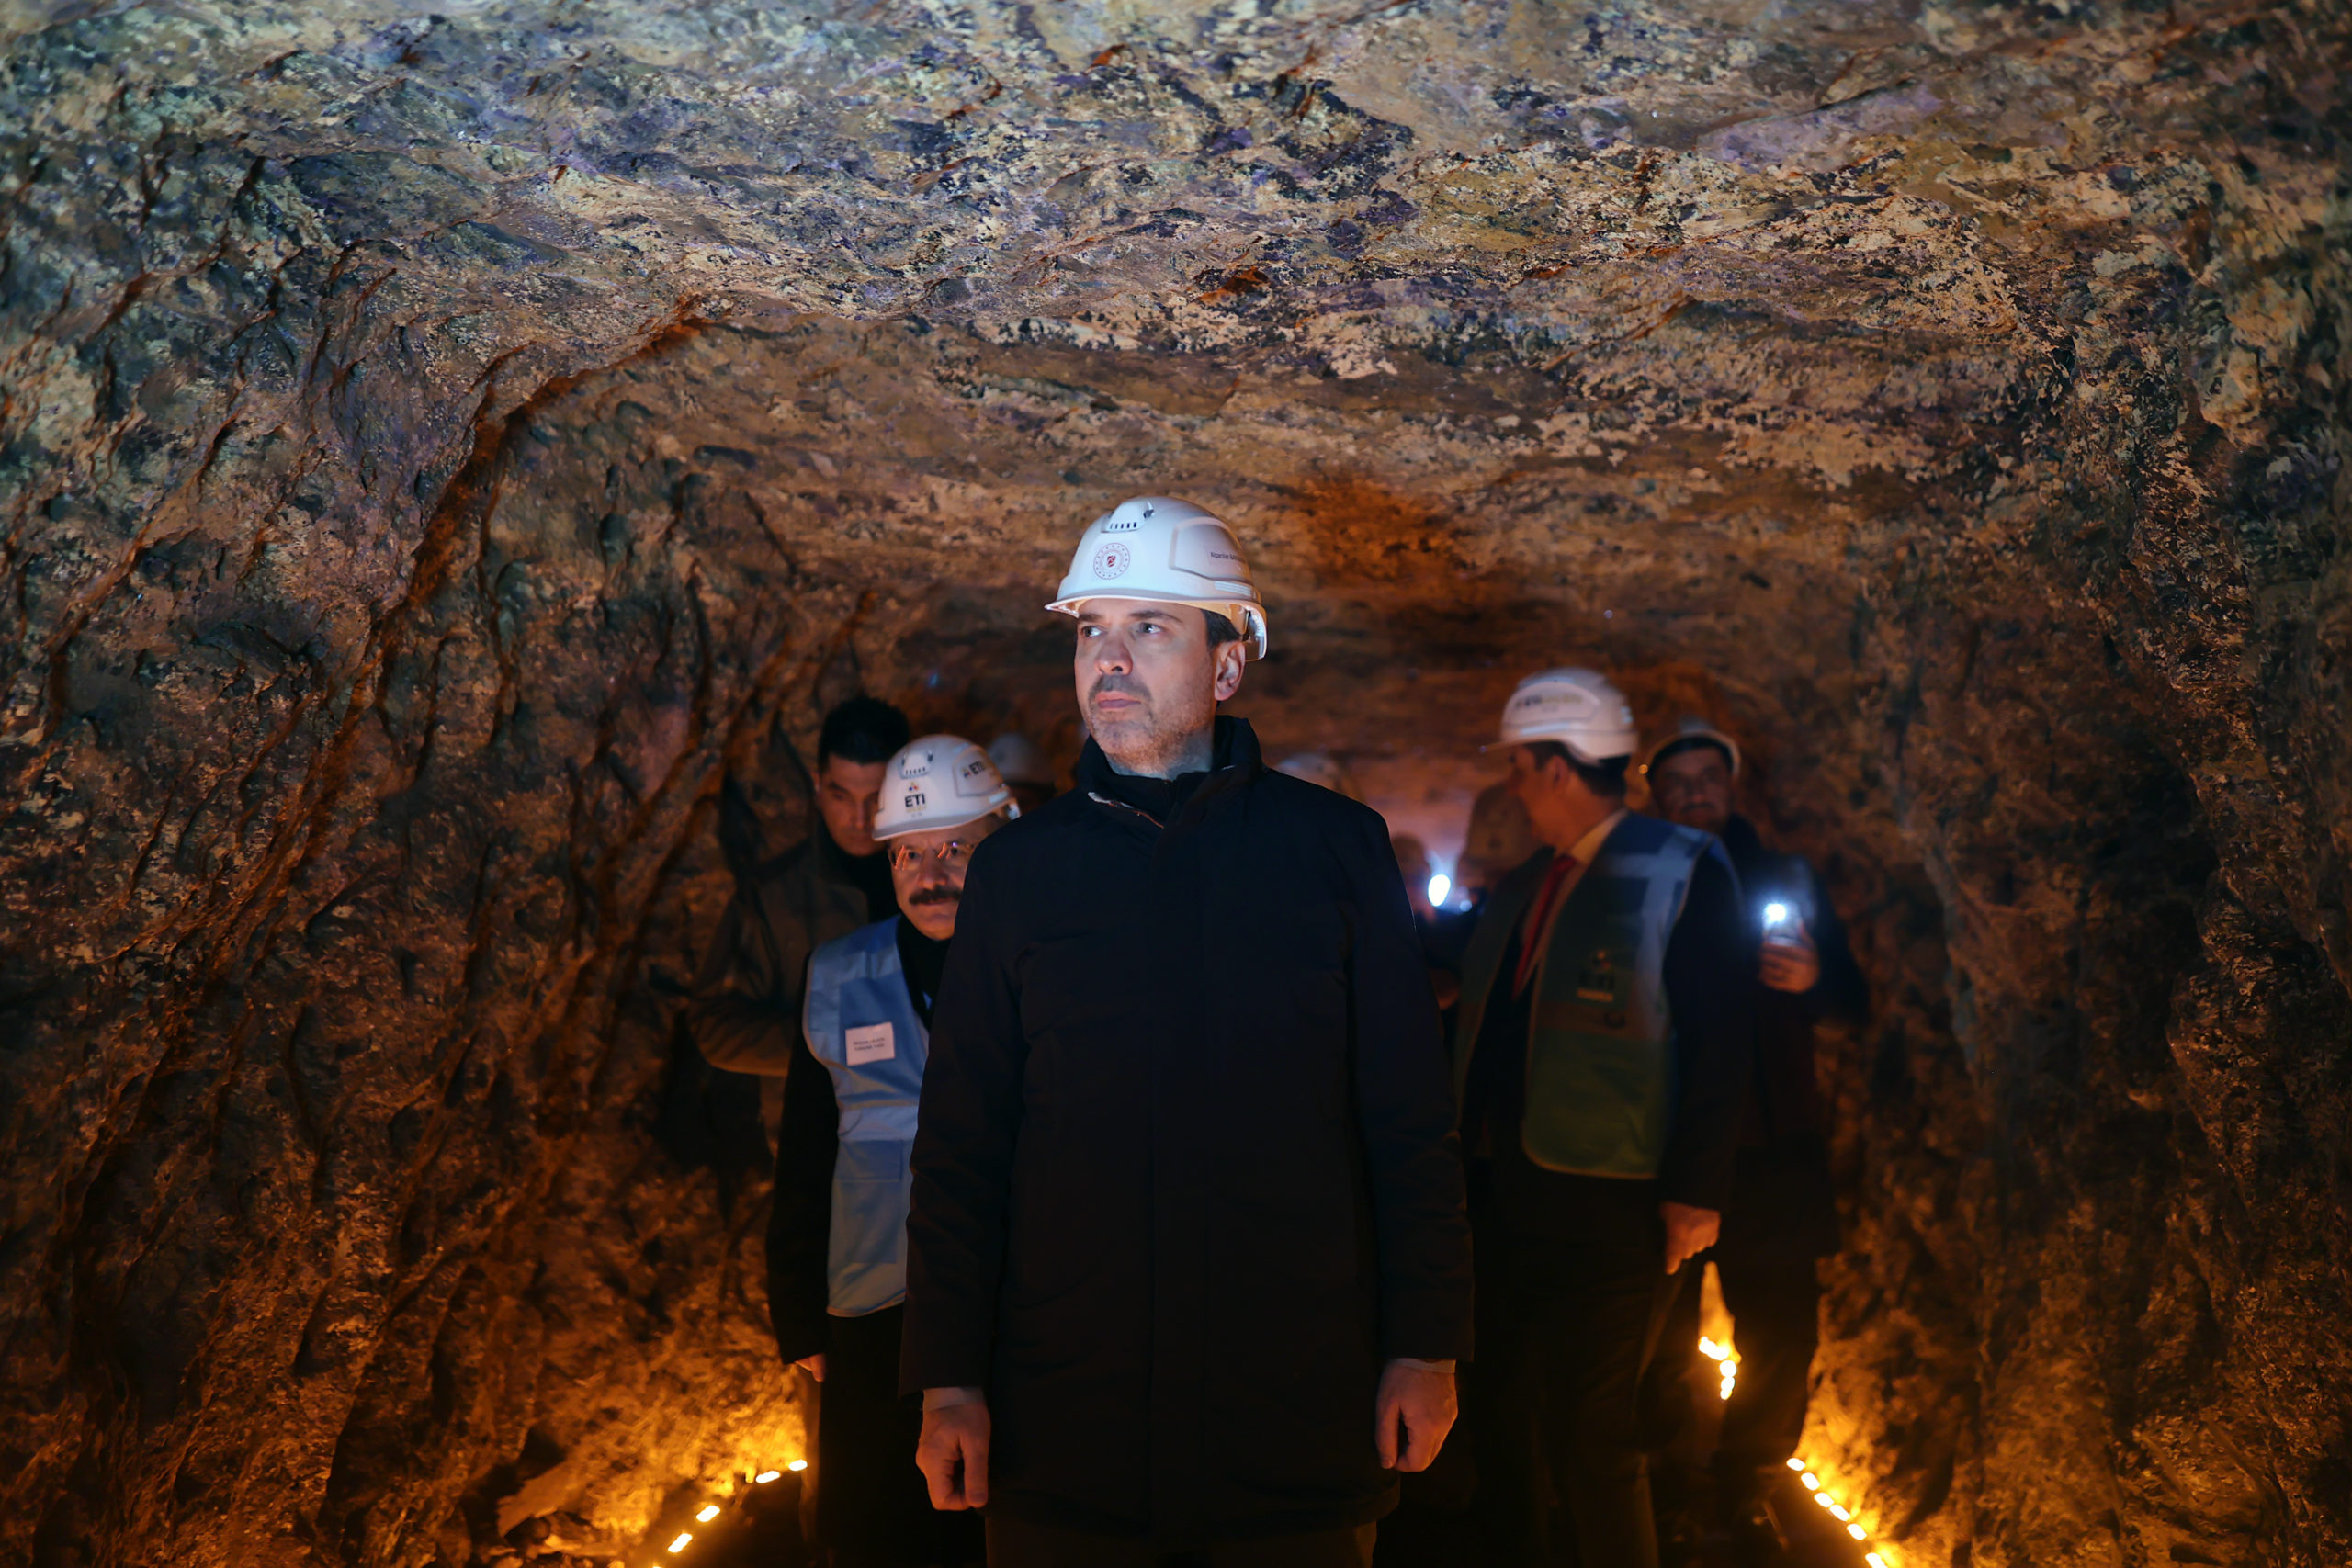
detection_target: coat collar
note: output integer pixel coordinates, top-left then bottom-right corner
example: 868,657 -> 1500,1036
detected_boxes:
1076,716 -> 1263,827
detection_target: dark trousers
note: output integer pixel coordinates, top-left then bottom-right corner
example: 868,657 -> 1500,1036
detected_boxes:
987,1517 -> 1376,1568
1465,1166 -> 1677,1568
1711,1247 -> 1821,1483
816,1305 -> 985,1568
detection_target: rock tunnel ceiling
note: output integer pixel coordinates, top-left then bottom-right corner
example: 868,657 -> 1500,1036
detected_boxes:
0,1 -> 2347,1564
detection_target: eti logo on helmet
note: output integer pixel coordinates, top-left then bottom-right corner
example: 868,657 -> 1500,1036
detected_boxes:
1091,541 -> 1133,580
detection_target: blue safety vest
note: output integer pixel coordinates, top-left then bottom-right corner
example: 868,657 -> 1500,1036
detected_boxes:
802,917 -> 930,1317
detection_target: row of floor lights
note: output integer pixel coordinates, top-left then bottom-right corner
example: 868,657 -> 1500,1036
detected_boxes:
1788,1457 -> 1891,1564
1696,1335 -> 1739,1400
662,1459 -> 808,1556
1701,1322 -> 1894,1562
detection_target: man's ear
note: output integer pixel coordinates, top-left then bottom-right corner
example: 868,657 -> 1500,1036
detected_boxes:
1211,637 -> 1247,703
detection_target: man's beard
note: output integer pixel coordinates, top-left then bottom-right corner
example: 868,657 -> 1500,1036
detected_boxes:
907,886 -> 961,908
1087,669 -> 1220,776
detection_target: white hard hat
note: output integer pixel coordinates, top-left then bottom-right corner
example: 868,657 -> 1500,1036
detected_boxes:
872,734 -> 1019,840
1046,496 -> 1270,660
1496,668 -> 1639,763
986,732 -> 1053,786
1642,716 -> 1743,780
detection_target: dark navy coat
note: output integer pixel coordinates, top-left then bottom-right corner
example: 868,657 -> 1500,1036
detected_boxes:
900,717 -> 1473,1541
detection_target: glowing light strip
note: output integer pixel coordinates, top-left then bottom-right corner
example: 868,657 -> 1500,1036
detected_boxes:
1697,1334 -> 1739,1399
1787,1455 -> 1892,1562
1702,1320 -> 1886,1559
662,1458 -> 808,1556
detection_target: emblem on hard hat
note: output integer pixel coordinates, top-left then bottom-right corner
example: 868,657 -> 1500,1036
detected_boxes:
1091,541 -> 1133,580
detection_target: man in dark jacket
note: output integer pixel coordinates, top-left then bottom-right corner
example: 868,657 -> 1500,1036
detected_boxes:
1642,718 -> 1868,1546
902,497 -> 1474,1568
690,694 -> 910,1354
1453,671 -> 1752,1568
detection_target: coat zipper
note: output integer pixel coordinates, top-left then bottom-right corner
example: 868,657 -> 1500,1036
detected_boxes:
1086,791 -> 1165,830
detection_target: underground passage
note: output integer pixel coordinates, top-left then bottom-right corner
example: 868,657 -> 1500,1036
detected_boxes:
1,4 -> 2347,1567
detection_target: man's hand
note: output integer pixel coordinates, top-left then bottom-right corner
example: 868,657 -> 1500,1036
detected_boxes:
916,1401 -> 991,1510
792,1353 -> 826,1382
1759,922 -> 1821,994
1374,1359 -> 1458,1472
1661,1201 -> 1720,1274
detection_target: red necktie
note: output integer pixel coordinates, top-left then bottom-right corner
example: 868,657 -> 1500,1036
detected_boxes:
1513,853 -> 1580,996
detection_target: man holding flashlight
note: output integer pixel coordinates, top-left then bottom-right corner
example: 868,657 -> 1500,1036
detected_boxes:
1643,716 -> 1868,1550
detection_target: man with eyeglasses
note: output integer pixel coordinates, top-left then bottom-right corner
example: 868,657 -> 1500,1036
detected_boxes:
769,734 -> 1016,1568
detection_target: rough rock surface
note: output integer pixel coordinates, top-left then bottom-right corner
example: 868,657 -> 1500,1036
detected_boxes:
1,3 -> 2346,1565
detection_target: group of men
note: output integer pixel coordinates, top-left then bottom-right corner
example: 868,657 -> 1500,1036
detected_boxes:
691,496 -> 1865,1568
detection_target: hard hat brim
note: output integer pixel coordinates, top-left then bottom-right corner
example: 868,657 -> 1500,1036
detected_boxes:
872,798 -> 1017,840
1046,590 -> 1270,660
1487,732 -> 1639,764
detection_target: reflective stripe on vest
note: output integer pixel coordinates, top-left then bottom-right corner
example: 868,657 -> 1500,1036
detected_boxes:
802,917 -> 929,1317
1453,816 -> 1709,1179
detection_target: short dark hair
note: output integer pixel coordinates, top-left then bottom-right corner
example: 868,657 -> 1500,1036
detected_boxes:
818,695 -> 910,767
1525,740 -> 1630,801
1203,609 -> 1241,647
1648,735 -> 1735,773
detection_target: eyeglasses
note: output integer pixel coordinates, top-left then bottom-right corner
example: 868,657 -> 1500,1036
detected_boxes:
887,839 -> 981,872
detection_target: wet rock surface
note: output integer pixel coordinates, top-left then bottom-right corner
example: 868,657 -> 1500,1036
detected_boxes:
2,3 -> 2346,1564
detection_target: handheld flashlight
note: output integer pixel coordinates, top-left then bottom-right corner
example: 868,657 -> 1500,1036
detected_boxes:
1762,900 -> 1792,931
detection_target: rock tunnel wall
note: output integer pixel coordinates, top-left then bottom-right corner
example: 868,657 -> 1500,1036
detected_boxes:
1,3 -> 2347,1565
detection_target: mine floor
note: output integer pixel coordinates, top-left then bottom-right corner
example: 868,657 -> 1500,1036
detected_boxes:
661,1464 -> 1876,1568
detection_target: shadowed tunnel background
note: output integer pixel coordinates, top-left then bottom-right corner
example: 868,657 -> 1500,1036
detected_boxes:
1,2 -> 2348,1565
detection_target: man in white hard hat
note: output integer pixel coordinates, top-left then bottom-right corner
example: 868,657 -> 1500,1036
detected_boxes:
769,734 -> 1015,1568
901,498 -> 1472,1567
1451,671 -> 1752,1568
1639,717 -> 1867,1554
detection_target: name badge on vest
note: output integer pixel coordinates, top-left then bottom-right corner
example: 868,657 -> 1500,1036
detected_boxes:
845,1022 -> 896,1066
1577,947 -> 1632,1031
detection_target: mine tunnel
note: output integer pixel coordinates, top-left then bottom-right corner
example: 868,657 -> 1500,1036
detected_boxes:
2,4 -> 2348,1568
